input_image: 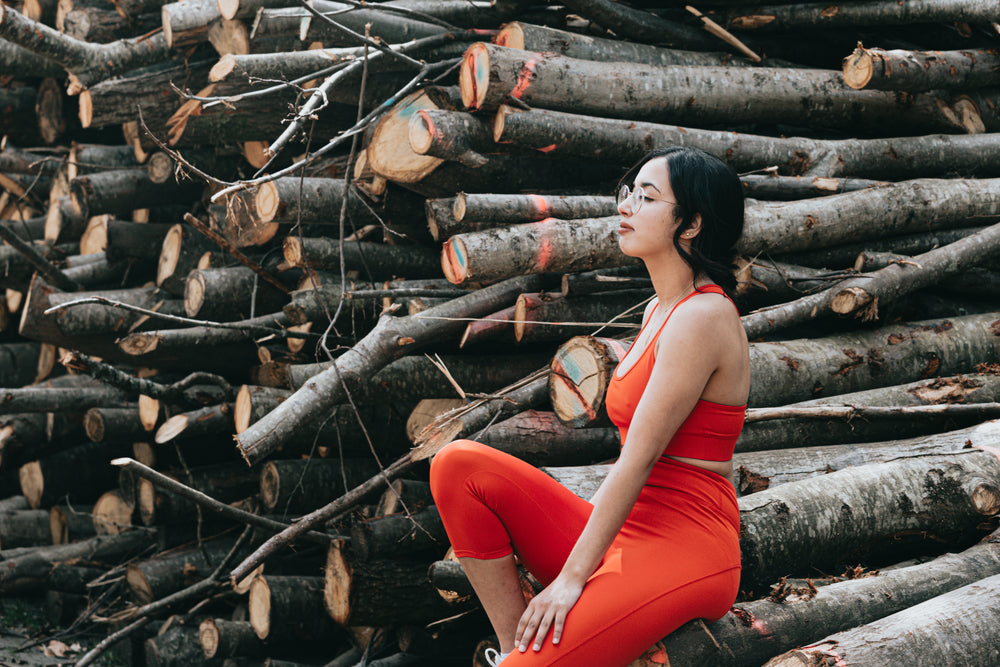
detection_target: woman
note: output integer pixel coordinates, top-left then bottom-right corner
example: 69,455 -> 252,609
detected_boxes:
430,147 -> 749,666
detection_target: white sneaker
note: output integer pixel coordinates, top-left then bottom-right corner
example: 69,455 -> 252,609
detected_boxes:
484,647 -> 508,666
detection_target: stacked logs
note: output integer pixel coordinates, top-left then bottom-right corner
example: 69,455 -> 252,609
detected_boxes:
2,0 -> 1000,664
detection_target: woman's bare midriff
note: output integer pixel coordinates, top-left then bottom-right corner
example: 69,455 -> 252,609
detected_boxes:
664,455 -> 735,487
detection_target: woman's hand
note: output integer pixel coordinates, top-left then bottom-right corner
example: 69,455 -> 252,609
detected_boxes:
514,574 -> 585,653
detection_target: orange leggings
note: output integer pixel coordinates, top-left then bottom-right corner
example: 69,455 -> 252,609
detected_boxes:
429,440 -> 741,667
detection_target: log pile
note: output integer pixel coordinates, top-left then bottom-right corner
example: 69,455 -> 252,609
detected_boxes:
2,0 -> 1000,664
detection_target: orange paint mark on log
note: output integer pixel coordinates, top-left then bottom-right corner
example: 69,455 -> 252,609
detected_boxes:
418,109 -> 438,138
536,144 -> 557,153
536,233 -> 554,271
529,194 -> 549,217
511,58 -> 537,99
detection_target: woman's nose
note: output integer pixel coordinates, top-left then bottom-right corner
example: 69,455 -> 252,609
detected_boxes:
618,198 -> 633,216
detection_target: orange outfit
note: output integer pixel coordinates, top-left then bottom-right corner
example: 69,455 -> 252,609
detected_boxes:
430,286 -> 743,666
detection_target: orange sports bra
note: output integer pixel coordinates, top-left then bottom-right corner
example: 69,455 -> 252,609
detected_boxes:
605,285 -> 745,462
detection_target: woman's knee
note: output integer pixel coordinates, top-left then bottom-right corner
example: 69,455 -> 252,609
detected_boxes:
429,439 -> 489,497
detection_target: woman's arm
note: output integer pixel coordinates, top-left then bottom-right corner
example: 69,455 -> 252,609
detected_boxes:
513,297 -> 731,653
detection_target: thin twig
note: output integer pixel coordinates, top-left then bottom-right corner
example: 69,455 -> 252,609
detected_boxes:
296,0 -> 424,69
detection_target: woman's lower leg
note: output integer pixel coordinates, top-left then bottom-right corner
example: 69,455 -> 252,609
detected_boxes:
459,554 -> 526,654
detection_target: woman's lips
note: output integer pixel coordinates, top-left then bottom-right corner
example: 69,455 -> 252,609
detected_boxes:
618,222 -> 633,234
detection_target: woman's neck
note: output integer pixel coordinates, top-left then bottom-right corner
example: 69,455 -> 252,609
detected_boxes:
644,257 -> 700,311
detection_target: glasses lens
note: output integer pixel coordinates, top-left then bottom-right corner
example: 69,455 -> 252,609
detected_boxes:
618,185 -> 641,211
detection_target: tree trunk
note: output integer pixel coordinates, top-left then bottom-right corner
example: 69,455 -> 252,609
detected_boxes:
514,289 -> 647,344
0,527 -> 156,593
349,506 -> 446,561
0,39 -> 64,78
734,258 -> 847,309
0,4 -> 172,92
740,174 -> 883,200
555,0 -> 721,51
184,266 -> 292,320
453,191 -> 618,227
441,216 -> 634,285
728,0 -> 999,32
49,500 -> 97,544
0,387 -> 130,415
408,109 -> 499,168
283,236 -> 442,280
198,618 -> 265,659
738,449 -> 1000,593
741,222 -> 1000,338
70,169 -> 203,220
661,528 -> 1000,667
779,226 -> 982,270
160,0 -> 219,48
84,405 -> 147,443
62,6 -> 159,42
495,20 -> 767,68
323,539 -> 462,627
145,619 -> 215,667
739,178 -> 1000,257
236,275 -> 546,465
493,104 -> 1000,179
462,43 -> 963,134
737,374 -> 1000,452
19,440 -> 132,508
154,403 -> 233,444
0,341 -> 45,387
478,409 -> 620,467
459,304 -> 516,348
253,177 -> 386,227
137,462 -> 259,526
375,478 -> 432,518
763,571 -> 1000,667
126,535 -> 247,604
259,458 -> 382,515
548,335 -> 631,428
248,574 -> 333,640
0,508 -> 51,550
844,45 -> 1000,93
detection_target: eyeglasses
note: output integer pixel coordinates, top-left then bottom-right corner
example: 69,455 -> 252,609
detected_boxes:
617,184 -> 678,214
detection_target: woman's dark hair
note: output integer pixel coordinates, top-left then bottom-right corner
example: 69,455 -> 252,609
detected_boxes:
617,146 -> 745,297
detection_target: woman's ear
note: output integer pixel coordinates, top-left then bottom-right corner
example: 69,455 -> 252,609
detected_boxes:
681,214 -> 703,240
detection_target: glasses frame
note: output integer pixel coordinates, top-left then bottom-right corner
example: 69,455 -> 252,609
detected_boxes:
617,184 -> 678,214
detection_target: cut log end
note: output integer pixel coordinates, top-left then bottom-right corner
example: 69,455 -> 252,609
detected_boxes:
138,394 -> 160,431
969,480 -> 1000,516
199,618 -> 221,658
233,563 -> 263,594
408,110 -> 435,155
19,461 -> 44,509
49,506 -> 67,544
234,384 -> 253,434
83,408 -> 105,442
952,96 -> 986,134
459,42 -> 490,111
259,461 -> 280,512
494,22 -> 525,50
217,0 -> 240,21
323,540 -> 351,626
155,414 -> 188,444
831,286 -> 872,315
157,224 -> 184,287
453,192 -> 468,222
733,258 -> 754,296
253,181 -> 279,223
210,54 -> 237,83
184,271 -> 207,317
78,90 -> 94,129
146,152 -> 174,184
248,576 -> 271,639
282,236 -> 304,267
842,45 -> 875,90
126,563 -> 154,605
79,216 -> 109,255
492,104 -> 515,143
242,141 -> 269,169
137,478 -> 156,526
441,237 -> 469,285
119,332 -> 162,356
93,490 -> 132,535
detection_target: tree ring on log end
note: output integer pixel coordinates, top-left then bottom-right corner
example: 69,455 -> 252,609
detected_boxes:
494,22 -> 525,50
199,618 -> 221,658
19,461 -> 44,509
459,42 -> 490,111
248,576 -> 272,639
842,46 -> 875,90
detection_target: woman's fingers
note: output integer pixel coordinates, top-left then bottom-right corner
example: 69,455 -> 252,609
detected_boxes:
551,608 -> 568,645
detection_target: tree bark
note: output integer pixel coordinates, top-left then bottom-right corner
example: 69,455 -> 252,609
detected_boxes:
729,0 -> 1000,32
0,527 -> 156,593
70,168 -> 204,220
844,45 -> 1000,93
248,574 -> 333,640
0,4 -> 172,92
259,458 -> 382,515
236,275 -> 546,464
153,403 -> 233,444
779,227 -> 982,270
160,0 -> 220,48
763,571 -> 1000,667
198,618 -> 265,659
734,258 -> 847,308
463,43 -> 963,134
459,304 -> 516,348
441,216 -> 635,285
493,104 -> 1000,179
661,528 -> 1000,667
408,108 -> 498,168
453,192 -> 618,227
0,508 -> 51,550
0,38 -> 64,77
137,462 -> 259,526
741,222 -> 1000,338
62,6 -> 159,43
283,236 -> 443,280
349,506 -> 446,561
99,220 -> 173,261
83,406 -> 145,442
740,174 -> 883,200
323,539 -> 462,627
126,535 -> 247,604
156,222 -> 218,296
0,387 -> 130,415
739,178 -> 1000,257
738,449 -> 1000,593
19,440 -> 132,508
495,20 -> 767,68
555,0 -> 721,51
738,374 -> 1000,452
184,266 -> 292,320
478,409 -> 620,467
514,289 -> 647,344
92,489 -> 133,535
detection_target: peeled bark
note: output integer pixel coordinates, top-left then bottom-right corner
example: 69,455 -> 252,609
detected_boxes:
494,105 -> 1000,180
764,571 -> 1000,667
844,45 -> 1000,93
442,216 -> 635,285
62,6 -> 158,42
463,43 -> 963,134
738,449 -> 1000,592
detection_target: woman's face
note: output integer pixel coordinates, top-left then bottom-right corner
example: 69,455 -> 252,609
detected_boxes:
616,157 -> 686,259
